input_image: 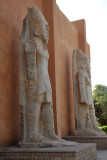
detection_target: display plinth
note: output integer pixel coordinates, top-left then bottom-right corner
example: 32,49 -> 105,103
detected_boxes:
0,143 -> 96,160
64,136 -> 107,150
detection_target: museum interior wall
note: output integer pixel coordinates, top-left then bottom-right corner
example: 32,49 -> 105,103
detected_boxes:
0,0 -> 90,147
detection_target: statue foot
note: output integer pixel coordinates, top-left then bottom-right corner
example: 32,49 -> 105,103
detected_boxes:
48,134 -> 76,144
35,134 -> 45,143
47,133 -> 63,141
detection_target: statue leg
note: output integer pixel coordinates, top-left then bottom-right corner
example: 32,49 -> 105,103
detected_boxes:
25,98 -> 44,143
35,101 -> 45,142
25,99 -> 37,142
20,104 -> 26,143
41,102 -> 58,140
89,108 -> 98,129
79,83 -> 87,104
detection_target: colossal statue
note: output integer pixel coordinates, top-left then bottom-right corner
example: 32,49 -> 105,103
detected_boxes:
72,49 -> 105,136
19,7 -> 77,147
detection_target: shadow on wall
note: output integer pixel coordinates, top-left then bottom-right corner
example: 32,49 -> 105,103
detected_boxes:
10,26 -> 20,145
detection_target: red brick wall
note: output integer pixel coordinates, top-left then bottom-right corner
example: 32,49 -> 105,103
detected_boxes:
54,6 -> 79,137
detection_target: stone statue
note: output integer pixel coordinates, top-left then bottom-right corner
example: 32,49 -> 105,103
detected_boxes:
78,63 -> 93,107
72,49 -> 105,136
19,7 -> 77,147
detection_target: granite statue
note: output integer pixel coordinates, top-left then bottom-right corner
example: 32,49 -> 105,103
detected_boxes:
19,7 -> 77,147
72,49 -> 105,136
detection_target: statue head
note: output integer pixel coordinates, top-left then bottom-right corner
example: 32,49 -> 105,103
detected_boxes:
76,49 -> 90,73
28,7 -> 49,44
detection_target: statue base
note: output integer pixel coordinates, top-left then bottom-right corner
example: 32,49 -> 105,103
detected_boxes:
63,135 -> 107,150
0,143 -> 96,160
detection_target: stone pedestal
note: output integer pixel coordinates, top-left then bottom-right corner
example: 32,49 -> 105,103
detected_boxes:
64,136 -> 107,150
0,143 -> 96,160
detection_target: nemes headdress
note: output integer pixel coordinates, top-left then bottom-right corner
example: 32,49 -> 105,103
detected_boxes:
76,49 -> 90,69
28,7 -> 48,38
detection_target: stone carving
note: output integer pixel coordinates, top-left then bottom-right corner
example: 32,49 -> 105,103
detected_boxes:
78,62 -> 93,107
19,7 -> 77,147
72,49 -> 105,136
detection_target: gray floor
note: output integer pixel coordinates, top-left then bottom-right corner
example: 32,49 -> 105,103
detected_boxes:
97,150 -> 107,160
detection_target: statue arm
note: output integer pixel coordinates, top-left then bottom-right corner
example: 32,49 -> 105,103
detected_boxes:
36,47 -> 49,59
78,70 -> 87,104
25,41 -> 37,81
85,72 -> 91,86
